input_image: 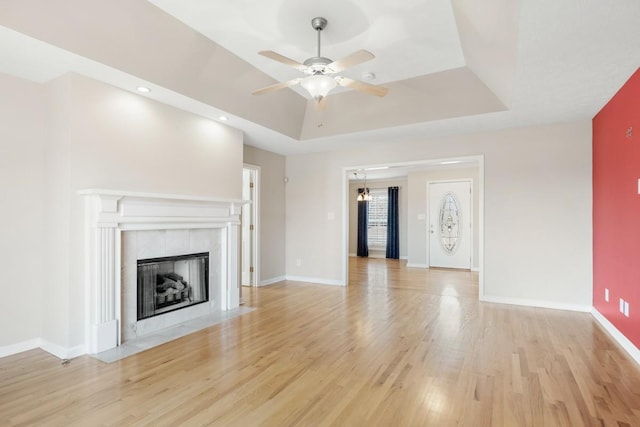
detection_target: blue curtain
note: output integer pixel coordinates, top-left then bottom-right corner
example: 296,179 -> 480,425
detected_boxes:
357,188 -> 369,257
386,186 -> 399,259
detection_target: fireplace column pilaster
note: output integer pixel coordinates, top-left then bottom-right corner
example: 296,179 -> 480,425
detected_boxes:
222,222 -> 241,310
85,195 -> 122,354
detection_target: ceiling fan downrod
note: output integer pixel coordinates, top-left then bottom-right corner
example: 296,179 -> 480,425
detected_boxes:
311,17 -> 327,58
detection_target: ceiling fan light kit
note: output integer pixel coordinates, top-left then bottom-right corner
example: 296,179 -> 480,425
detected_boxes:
253,17 -> 388,105
300,74 -> 337,101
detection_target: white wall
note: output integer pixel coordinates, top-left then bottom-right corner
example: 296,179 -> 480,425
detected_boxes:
0,73 -> 46,347
286,122 -> 593,308
67,75 -> 243,198
407,167 -> 480,269
243,145 -> 286,284
285,151 -> 344,283
348,178 -> 408,258
1,72 -> 245,355
63,74 -> 244,350
41,75 -> 73,350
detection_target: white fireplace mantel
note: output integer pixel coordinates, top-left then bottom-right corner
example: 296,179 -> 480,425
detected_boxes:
79,189 -> 246,354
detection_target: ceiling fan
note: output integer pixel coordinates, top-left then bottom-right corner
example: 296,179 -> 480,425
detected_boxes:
252,17 -> 389,105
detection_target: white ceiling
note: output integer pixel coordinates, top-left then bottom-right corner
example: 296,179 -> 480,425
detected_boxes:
0,0 -> 639,155
148,0 -> 467,95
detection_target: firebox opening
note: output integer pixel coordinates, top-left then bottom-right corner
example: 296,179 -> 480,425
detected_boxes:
137,252 -> 209,321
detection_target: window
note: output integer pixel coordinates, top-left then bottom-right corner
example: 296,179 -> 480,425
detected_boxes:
367,188 -> 387,248
439,192 -> 461,255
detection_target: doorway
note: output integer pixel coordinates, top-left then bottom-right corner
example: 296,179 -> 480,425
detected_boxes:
428,180 -> 472,269
242,165 -> 259,287
342,156 -> 484,299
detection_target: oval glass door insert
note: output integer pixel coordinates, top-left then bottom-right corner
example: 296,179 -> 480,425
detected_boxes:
439,192 -> 461,255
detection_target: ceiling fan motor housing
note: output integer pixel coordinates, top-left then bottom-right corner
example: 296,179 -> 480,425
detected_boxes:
303,56 -> 333,75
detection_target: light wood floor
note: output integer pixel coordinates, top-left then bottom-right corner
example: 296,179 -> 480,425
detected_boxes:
1,258 -> 640,426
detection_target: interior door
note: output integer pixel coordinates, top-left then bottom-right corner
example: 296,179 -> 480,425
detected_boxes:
428,181 -> 471,269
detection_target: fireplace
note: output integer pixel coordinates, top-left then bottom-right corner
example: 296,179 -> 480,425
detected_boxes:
79,189 -> 243,354
137,252 -> 209,320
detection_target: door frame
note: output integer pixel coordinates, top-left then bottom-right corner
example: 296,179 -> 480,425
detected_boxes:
242,164 -> 260,287
426,179 -> 473,269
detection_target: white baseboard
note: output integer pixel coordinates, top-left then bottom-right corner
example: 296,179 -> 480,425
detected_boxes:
0,338 -> 87,360
406,263 -> 428,269
285,275 -> 345,286
259,276 -> 286,287
40,340 -> 87,360
591,308 -> 640,366
0,338 -> 41,358
481,295 -> 592,312
348,254 -> 408,260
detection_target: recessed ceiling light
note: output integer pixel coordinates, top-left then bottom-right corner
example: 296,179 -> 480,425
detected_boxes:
218,115 -> 228,121
136,86 -> 151,93
362,72 -> 376,80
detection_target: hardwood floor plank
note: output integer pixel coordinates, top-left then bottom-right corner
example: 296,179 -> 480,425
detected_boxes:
1,258 -> 640,426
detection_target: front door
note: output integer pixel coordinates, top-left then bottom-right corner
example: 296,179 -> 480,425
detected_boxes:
428,181 -> 471,269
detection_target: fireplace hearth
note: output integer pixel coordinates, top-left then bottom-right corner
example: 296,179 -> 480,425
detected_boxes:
137,252 -> 209,320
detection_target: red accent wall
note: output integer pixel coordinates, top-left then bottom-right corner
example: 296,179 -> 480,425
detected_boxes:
593,67 -> 640,349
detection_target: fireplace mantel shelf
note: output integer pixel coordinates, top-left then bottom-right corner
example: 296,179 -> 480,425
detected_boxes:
79,189 -> 248,230
78,188 -> 247,205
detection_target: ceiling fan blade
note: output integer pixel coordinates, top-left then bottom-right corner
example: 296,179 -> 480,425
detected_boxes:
327,50 -> 375,73
258,50 -> 307,72
335,76 -> 388,97
252,78 -> 301,96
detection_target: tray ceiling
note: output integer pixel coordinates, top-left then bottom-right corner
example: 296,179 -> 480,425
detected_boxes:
0,0 -> 638,155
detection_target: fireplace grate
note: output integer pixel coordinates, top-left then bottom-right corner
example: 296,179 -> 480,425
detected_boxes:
136,252 -> 209,320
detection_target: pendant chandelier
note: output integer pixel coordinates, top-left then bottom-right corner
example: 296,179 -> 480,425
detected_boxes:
356,173 -> 371,201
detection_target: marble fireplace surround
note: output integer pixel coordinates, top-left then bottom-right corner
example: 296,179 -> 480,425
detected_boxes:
121,229 -> 220,344
79,189 -> 244,354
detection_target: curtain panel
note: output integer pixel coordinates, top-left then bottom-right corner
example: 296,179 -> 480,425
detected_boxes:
357,188 -> 369,257
386,186 -> 400,259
